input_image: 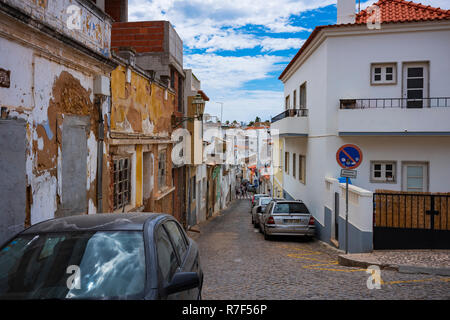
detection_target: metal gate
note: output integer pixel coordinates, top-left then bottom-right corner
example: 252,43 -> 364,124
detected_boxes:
373,192 -> 450,249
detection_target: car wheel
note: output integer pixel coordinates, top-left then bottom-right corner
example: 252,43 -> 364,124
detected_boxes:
264,227 -> 270,240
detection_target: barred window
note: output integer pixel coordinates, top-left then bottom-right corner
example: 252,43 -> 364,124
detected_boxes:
114,157 -> 131,210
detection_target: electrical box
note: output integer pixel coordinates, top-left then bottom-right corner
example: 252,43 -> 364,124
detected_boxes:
94,75 -> 110,96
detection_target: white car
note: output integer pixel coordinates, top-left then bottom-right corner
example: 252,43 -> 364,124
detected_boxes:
251,197 -> 273,228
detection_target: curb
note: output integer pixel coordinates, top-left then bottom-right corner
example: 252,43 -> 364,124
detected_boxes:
338,255 -> 398,271
338,255 -> 450,276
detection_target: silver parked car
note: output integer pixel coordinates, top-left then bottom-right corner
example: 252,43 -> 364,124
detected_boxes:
260,200 -> 315,240
251,197 -> 273,227
250,194 -> 269,212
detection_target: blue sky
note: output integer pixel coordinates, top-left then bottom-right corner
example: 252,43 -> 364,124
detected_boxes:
128,0 -> 450,123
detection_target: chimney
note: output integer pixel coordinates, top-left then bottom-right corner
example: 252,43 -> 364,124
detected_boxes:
337,0 -> 356,24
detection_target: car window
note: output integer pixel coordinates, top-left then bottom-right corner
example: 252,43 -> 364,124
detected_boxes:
164,221 -> 188,261
0,232 -> 146,299
274,203 -> 309,214
155,226 -> 179,284
260,198 -> 271,206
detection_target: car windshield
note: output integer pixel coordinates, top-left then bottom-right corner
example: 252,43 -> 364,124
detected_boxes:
0,231 -> 146,300
273,203 -> 309,214
260,198 -> 272,205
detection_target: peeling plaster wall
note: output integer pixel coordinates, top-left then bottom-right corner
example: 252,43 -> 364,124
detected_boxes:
108,62 -> 175,214
0,17 -> 112,226
2,0 -> 112,57
110,65 -> 174,138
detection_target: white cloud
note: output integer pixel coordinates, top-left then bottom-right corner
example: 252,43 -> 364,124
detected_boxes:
129,0 -> 334,52
185,54 -> 287,90
204,90 -> 285,123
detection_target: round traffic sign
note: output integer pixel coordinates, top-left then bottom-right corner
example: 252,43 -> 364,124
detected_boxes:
336,144 -> 363,169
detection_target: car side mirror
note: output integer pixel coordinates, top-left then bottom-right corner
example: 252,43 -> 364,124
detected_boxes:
256,206 -> 262,213
165,272 -> 200,295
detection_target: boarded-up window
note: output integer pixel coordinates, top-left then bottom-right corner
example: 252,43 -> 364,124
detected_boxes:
59,115 -> 89,217
0,119 -> 26,244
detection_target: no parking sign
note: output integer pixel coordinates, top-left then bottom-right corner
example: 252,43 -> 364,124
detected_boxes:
336,144 -> 363,169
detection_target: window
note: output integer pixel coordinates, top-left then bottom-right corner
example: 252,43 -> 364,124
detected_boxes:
113,157 -> 131,210
402,162 -> 428,192
170,69 -> 175,89
274,203 -> 309,214
178,74 -> 183,112
371,161 -> 396,183
299,155 -> 306,184
299,83 -> 307,109
292,153 -> 296,178
285,152 -> 289,174
371,63 -> 396,85
191,176 -> 196,200
155,226 -> 179,284
158,151 -> 167,190
293,90 -> 297,109
0,232 -> 146,299
164,221 -> 188,260
285,95 -> 290,110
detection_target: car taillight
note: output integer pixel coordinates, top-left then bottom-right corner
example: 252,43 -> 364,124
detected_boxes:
267,216 -> 275,225
309,216 -> 315,225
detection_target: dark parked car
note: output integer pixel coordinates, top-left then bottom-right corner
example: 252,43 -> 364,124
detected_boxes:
0,213 -> 203,300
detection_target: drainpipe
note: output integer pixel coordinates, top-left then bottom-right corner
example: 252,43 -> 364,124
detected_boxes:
95,95 -> 104,213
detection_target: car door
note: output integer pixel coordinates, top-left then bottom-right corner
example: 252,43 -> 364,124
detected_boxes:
163,220 -> 200,299
155,223 -> 182,300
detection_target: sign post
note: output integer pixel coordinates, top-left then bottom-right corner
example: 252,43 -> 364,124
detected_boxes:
337,145 -> 363,254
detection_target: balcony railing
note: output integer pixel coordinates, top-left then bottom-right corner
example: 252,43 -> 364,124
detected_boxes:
340,97 -> 450,109
271,108 -> 309,123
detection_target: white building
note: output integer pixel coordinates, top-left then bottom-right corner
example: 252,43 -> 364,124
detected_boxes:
272,0 -> 450,252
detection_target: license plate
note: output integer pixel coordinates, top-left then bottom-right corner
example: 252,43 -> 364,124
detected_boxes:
284,219 -> 301,224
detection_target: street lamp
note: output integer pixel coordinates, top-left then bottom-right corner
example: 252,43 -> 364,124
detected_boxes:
171,93 -> 205,128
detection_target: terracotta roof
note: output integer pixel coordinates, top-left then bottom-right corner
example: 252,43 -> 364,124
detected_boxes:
279,0 -> 450,80
356,0 -> 450,23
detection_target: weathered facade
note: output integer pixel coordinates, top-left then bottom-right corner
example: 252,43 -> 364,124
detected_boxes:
184,69 -> 209,227
0,0 -> 116,244
109,19 -> 187,224
107,48 -> 176,215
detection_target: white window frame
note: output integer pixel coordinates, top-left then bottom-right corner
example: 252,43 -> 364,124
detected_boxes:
370,161 -> 397,183
285,95 -> 290,110
401,161 -> 429,192
371,63 -> 397,85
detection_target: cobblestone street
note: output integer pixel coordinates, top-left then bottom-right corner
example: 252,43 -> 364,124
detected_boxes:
196,200 -> 450,300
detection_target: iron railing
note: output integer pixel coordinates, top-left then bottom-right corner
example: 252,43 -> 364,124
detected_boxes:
271,108 -> 309,123
340,97 -> 450,109
373,192 -> 450,230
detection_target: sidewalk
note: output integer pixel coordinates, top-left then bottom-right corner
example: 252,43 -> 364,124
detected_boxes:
338,250 -> 450,276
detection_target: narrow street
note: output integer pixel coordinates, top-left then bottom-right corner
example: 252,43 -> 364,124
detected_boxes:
196,199 -> 450,300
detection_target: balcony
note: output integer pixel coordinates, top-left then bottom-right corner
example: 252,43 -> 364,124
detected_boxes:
338,98 -> 450,136
270,108 -> 309,137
